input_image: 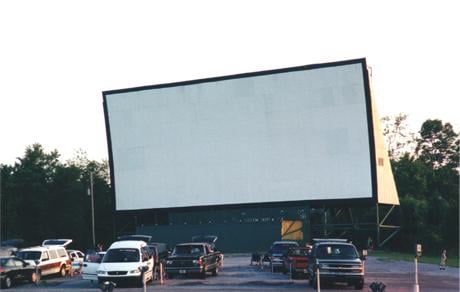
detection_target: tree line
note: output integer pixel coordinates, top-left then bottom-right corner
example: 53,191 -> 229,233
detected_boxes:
0,146 -> 113,250
0,117 -> 458,255
381,116 -> 459,256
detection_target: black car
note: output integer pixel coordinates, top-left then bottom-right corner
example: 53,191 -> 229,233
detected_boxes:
0,256 -> 39,289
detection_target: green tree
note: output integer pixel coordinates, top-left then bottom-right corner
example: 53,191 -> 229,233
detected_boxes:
415,119 -> 459,170
381,113 -> 415,160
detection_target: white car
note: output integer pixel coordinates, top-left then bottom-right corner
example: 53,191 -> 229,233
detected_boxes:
82,251 -> 105,282
97,240 -> 154,287
16,245 -> 71,277
68,250 -> 85,275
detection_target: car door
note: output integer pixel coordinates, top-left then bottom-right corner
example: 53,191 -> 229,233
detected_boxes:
82,251 -> 105,281
4,258 -> 20,283
13,258 -> 29,282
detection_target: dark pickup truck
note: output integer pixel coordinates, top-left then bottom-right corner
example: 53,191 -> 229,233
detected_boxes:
164,243 -> 222,279
307,239 -> 366,290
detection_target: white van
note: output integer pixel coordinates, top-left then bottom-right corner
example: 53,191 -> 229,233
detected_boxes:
16,245 -> 71,277
97,240 -> 154,287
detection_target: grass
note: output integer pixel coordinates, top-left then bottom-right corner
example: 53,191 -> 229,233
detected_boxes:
370,250 -> 459,268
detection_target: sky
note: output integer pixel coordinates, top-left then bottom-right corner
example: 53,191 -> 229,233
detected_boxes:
1,0 -> 459,166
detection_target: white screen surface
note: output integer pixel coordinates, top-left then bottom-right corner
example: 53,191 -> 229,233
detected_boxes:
105,61 -> 373,211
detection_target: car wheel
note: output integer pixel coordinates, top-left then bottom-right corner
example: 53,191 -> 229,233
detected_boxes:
138,273 -> 145,287
30,271 -> 39,283
354,280 -> 364,290
311,275 -> 319,289
59,265 -> 66,277
4,276 -> 12,289
212,266 -> 218,276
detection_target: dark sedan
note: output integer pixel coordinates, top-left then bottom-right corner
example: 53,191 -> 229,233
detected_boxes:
0,256 -> 38,289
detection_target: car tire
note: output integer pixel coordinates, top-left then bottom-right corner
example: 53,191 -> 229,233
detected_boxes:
3,276 -> 12,289
138,273 -> 145,288
311,275 -> 319,289
30,271 -> 39,283
59,265 -> 66,277
354,280 -> 364,290
212,266 -> 218,276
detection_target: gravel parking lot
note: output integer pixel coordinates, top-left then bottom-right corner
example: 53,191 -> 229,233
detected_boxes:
5,254 -> 459,291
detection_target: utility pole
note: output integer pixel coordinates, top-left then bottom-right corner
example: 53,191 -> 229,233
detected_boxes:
87,172 -> 96,248
0,165 -> 2,247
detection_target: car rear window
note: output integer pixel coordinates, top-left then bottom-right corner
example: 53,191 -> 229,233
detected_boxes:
173,245 -> 204,256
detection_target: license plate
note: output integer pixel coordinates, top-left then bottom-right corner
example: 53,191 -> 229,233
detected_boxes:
179,269 -> 186,274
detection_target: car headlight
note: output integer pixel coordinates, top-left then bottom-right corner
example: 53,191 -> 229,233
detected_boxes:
166,260 -> 173,265
97,270 -> 107,275
128,270 -> 140,274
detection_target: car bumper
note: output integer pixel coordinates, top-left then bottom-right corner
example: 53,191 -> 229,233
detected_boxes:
165,267 -> 204,275
316,272 -> 364,283
98,275 -> 140,285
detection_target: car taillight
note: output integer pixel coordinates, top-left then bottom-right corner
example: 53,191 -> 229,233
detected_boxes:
0,267 -> 4,273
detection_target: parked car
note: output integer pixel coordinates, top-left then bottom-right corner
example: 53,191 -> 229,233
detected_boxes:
97,240 -> 154,287
0,256 -> 39,289
147,242 -> 168,265
82,250 -> 105,282
16,245 -> 71,277
117,234 -> 153,244
307,238 -> 366,290
165,242 -> 222,279
191,235 -> 223,267
282,246 -> 311,278
68,250 -> 85,275
265,241 -> 299,271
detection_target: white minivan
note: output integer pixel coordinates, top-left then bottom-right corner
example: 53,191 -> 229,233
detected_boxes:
97,240 -> 154,287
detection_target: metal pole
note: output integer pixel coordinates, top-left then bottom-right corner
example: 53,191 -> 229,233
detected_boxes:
376,204 -> 380,247
316,264 -> 321,291
90,172 -> 96,248
160,262 -> 164,284
414,257 -> 419,292
0,165 -> 2,247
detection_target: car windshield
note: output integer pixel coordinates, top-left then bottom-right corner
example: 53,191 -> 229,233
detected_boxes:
16,251 -> 41,260
173,245 -> 204,256
0,258 -> 10,266
102,248 -> 139,263
316,244 -> 358,259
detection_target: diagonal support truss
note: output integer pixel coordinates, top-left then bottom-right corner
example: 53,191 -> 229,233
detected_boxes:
310,204 -> 400,248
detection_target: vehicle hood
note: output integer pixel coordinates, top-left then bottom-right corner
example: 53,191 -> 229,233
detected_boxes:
23,260 -> 37,267
98,262 -> 142,272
